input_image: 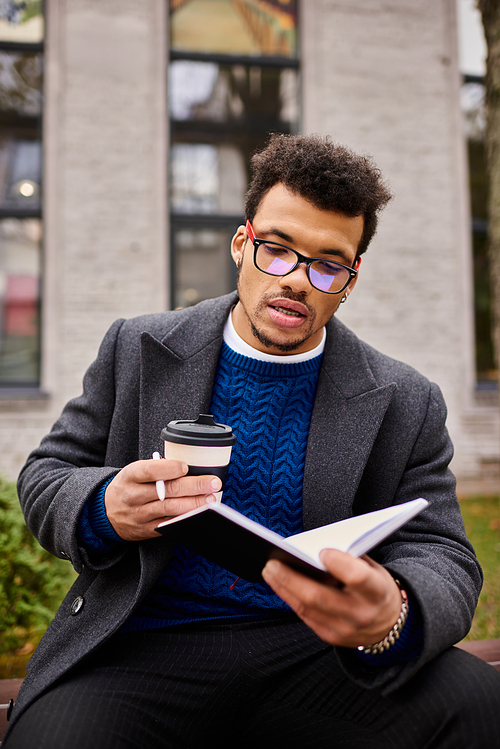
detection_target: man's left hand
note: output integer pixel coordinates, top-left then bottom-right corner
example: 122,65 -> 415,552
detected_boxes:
262,550 -> 402,649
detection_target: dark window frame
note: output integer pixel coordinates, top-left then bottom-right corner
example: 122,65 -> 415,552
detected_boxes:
169,8 -> 300,309
0,16 -> 44,389
462,72 -> 497,389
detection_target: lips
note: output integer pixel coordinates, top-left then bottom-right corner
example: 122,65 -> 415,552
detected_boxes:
267,298 -> 309,328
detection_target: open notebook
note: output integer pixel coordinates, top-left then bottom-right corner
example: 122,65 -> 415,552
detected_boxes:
155,498 -> 428,583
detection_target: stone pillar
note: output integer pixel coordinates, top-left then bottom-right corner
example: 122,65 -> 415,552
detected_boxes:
301,0 -> 498,479
0,0 -> 169,479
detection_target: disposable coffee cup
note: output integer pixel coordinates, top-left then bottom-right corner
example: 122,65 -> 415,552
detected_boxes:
161,414 -> 236,503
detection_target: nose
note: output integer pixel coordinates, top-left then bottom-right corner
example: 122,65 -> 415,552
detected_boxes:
278,262 -> 312,293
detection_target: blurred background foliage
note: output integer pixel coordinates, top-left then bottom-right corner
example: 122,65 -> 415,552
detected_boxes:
0,475 -> 76,677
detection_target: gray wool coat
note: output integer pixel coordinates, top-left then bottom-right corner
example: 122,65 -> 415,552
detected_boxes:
9,291 -> 481,733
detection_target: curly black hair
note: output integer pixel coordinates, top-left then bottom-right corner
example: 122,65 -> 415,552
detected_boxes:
245,134 -> 393,256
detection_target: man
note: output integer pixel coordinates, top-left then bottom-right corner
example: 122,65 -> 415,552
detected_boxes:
5,135 -> 500,748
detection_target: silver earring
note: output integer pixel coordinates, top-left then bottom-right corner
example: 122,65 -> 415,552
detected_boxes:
340,293 -> 347,303
236,259 -> 242,269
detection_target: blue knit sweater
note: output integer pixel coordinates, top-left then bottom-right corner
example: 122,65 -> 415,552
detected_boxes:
124,341 -> 323,629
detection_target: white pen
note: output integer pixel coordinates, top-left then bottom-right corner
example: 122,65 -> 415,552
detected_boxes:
152,451 -> 165,500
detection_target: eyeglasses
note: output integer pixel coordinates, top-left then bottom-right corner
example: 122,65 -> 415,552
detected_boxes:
245,221 -> 359,295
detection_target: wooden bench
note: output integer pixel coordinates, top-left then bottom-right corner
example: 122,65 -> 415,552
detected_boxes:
456,638 -> 500,670
1,640 -> 499,741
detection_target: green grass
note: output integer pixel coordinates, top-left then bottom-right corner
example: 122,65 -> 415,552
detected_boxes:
460,495 -> 500,641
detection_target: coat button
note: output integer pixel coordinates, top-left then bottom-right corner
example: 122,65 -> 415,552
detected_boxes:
70,596 -> 84,615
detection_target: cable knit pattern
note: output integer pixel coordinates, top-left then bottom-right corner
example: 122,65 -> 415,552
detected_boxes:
124,342 -> 323,630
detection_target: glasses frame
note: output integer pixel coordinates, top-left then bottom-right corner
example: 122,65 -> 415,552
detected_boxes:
245,220 -> 359,295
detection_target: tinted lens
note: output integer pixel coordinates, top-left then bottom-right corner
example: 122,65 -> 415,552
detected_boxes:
309,261 -> 350,293
255,243 -> 297,275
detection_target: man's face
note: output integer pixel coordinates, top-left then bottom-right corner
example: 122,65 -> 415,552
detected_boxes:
231,183 -> 364,355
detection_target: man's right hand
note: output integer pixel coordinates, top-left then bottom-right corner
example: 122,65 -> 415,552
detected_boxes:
104,458 -> 221,541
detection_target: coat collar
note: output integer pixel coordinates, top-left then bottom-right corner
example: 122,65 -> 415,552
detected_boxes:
159,292 -> 238,359
137,293 -> 237,459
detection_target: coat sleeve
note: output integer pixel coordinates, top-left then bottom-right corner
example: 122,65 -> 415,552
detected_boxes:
17,318 -> 130,574
335,381 -> 483,694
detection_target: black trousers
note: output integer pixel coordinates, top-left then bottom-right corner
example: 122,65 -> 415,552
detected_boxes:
5,616 -> 500,749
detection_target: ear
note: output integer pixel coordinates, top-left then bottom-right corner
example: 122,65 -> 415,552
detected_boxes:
345,257 -> 361,298
231,225 -> 247,267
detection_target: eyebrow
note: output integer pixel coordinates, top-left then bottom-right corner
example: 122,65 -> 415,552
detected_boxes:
260,226 -> 352,264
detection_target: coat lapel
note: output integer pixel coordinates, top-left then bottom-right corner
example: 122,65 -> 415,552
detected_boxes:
303,318 -> 397,530
137,293 -> 237,460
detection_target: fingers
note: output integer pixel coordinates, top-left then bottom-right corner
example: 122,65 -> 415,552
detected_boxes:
262,559 -> 350,631
165,474 -> 221,500
104,458 -> 223,542
262,552 -> 402,648
318,549 -> 380,594
128,456 -> 189,485
115,458 -> 222,503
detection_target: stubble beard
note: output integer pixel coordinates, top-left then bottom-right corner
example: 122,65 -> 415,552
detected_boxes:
238,286 -> 318,354
248,318 -> 311,352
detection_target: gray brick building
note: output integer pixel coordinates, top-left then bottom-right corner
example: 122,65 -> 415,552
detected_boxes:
0,0 -> 498,491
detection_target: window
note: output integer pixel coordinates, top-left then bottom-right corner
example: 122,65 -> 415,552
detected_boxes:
168,0 -> 299,309
461,76 -> 497,386
0,1 -> 43,388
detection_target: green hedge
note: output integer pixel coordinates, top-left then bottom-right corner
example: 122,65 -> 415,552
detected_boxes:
0,475 -> 76,655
